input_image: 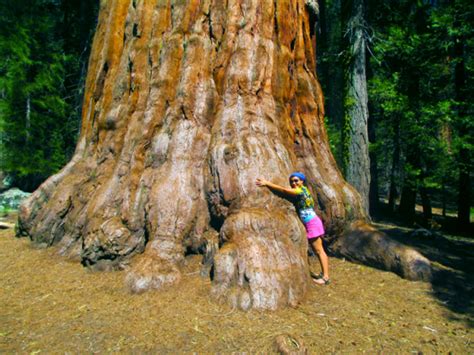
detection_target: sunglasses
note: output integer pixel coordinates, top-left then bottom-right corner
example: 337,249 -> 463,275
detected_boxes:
290,179 -> 300,183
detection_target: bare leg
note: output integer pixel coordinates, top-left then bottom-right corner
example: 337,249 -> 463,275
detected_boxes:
310,237 -> 329,283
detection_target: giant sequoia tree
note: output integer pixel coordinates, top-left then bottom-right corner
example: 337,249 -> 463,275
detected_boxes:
18,0 -> 431,310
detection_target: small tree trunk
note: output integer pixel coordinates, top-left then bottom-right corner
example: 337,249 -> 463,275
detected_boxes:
419,185 -> 432,222
442,180 -> 447,217
453,30 -> 471,228
25,95 -> 31,142
399,184 -> 417,221
458,154 -> 471,227
368,88 -> 378,216
388,116 -> 401,212
399,176 -> 417,223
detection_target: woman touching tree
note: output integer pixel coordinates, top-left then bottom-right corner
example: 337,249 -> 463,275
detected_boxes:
256,173 -> 330,285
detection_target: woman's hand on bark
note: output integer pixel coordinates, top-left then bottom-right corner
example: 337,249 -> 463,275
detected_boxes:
256,178 -> 299,197
256,178 -> 268,187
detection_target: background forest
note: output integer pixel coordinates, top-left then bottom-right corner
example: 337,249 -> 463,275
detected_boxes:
0,0 -> 472,232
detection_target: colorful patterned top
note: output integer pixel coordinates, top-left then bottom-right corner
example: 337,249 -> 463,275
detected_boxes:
292,186 -> 316,223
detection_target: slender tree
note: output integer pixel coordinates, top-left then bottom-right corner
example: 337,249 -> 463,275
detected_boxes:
343,0 -> 370,214
367,98 -> 379,216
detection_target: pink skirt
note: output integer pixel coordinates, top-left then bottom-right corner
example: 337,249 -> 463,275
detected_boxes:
304,216 -> 325,239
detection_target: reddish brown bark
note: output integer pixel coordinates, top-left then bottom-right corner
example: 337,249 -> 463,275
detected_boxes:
18,0 -> 431,310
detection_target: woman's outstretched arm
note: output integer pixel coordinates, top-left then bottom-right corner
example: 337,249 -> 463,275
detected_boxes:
256,178 -> 300,198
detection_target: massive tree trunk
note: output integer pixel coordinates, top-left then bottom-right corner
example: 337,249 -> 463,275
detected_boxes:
18,0 -> 431,310
344,0 -> 370,214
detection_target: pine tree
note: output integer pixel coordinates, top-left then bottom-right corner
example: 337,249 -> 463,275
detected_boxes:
0,0 -> 98,191
367,0 -> 472,228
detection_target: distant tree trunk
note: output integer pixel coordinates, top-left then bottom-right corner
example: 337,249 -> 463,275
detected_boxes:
399,149 -> 418,223
399,181 -> 417,223
368,102 -> 378,216
454,32 -> 471,228
344,0 -> 370,214
442,181 -> 447,217
319,0 -> 344,132
399,63 -> 423,224
305,0 -> 320,34
305,0 -> 320,71
388,115 -> 401,212
440,122 -> 452,218
458,154 -> 471,226
25,95 -> 31,142
419,184 -> 432,222
18,0 -> 431,310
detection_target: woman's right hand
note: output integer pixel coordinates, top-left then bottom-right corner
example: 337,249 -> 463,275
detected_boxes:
256,178 -> 268,187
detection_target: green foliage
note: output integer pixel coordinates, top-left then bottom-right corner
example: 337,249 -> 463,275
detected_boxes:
324,115 -> 342,166
341,95 -> 356,176
365,0 -> 473,215
0,0 -> 98,192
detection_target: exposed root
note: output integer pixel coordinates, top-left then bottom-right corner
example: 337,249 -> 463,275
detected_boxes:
211,208 -> 310,311
331,220 -> 432,281
125,250 -> 182,293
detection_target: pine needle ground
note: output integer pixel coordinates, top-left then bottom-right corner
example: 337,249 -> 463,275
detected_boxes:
0,213 -> 472,353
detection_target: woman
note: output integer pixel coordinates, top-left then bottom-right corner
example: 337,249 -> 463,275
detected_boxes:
256,172 -> 330,285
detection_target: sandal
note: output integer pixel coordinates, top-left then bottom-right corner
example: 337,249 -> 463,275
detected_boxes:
310,271 -> 323,280
313,277 -> 330,285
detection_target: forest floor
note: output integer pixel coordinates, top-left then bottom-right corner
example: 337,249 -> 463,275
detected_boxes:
0,211 -> 473,353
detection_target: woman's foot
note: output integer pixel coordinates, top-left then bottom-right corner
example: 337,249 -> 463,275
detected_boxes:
313,277 -> 330,285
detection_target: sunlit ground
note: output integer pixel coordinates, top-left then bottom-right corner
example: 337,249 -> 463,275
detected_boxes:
0,213 -> 472,353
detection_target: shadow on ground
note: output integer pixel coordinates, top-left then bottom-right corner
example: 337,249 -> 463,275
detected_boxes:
372,216 -> 474,327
